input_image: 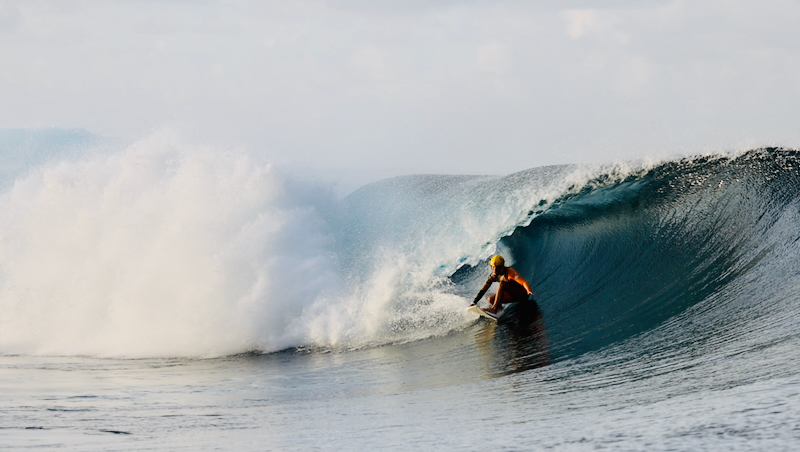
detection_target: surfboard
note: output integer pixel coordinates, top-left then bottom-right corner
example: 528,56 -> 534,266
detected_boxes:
466,304 -> 505,322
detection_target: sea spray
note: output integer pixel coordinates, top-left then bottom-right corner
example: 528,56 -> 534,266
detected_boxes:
0,132 -> 340,357
302,254 -> 467,350
0,131 -> 497,357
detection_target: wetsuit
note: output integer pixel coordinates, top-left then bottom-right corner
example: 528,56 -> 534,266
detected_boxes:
472,267 -> 532,306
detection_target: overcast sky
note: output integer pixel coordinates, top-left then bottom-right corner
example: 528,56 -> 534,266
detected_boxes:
1,0 -> 799,185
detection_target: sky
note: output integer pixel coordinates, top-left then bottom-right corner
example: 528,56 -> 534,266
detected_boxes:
1,0 -> 799,188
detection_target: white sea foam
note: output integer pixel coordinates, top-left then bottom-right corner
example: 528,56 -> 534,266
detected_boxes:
0,132 -> 343,357
0,132 -> 489,357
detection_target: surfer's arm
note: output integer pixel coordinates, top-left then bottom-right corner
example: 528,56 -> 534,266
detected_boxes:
471,278 -> 494,305
518,278 -> 534,295
472,285 -> 489,305
509,268 -> 534,295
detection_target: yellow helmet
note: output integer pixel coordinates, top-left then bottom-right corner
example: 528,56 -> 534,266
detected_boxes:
490,255 -> 505,267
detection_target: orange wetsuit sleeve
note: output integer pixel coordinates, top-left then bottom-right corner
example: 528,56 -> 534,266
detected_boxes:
508,268 -> 533,294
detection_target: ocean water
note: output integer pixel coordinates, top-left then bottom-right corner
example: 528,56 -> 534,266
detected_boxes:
2,130 -> 800,450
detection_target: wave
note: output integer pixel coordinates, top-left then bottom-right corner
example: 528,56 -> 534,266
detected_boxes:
1,129 -> 798,360
329,147 -> 800,361
451,149 -> 800,361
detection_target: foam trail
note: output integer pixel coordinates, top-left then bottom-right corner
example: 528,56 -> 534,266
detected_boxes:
0,133 -> 340,357
301,255 -> 468,350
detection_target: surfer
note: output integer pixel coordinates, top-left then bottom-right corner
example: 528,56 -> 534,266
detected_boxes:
470,255 -> 534,314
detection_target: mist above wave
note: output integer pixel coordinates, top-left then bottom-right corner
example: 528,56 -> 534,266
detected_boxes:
0,132 -> 343,357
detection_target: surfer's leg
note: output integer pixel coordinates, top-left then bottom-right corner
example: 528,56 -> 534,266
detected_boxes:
503,280 -> 529,304
485,293 -> 496,313
487,291 -> 520,313
487,282 -> 507,313
486,291 -> 514,313
486,294 -> 497,312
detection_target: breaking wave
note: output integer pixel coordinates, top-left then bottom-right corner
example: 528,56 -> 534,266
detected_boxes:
1,130 -> 799,361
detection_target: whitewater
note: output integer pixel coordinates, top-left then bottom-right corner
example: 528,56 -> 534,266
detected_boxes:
2,130 -> 800,450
